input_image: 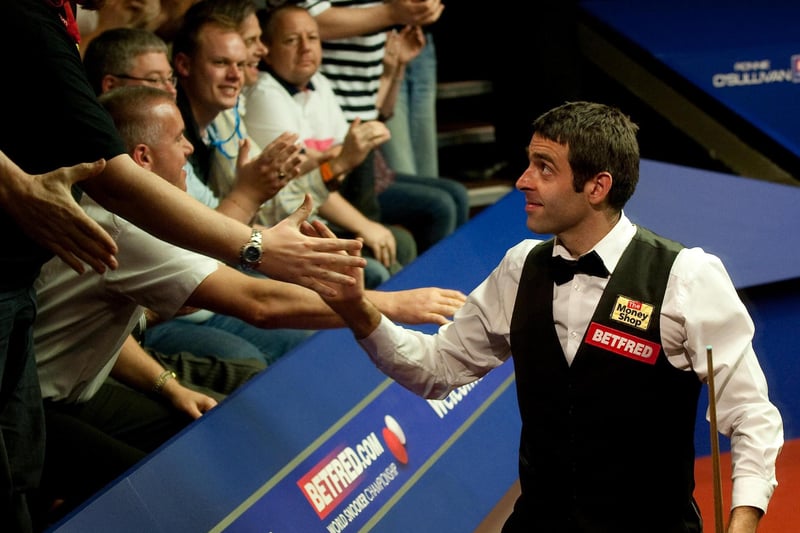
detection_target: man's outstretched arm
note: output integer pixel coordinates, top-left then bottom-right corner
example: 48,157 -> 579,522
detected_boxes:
83,155 -> 366,296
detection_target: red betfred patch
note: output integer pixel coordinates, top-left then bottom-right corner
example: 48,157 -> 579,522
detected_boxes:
585,322 -> 660,364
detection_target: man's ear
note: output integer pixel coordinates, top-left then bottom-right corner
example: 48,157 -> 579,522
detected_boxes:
173,52 -> 190,77
131,144 -> 153,169
262,46 -> 272,66
586,171 -> 612,206
100,74 -> 118,94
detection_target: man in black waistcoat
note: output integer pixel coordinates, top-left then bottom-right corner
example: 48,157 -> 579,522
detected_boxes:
310,101 -> 783,532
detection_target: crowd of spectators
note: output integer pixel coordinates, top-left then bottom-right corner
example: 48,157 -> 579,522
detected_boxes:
1,1 -> 461,530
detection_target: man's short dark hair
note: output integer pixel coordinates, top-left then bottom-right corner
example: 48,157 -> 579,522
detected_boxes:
171,1 -> 242,61
532,101 -> 640,210
257,4 -> 308,46
98,86 -> 176,153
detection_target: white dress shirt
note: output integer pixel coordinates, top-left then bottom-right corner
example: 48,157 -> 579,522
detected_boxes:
359,213 -> 783,513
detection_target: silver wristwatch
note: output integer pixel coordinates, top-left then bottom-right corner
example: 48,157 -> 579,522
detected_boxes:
239,228 -> 263,270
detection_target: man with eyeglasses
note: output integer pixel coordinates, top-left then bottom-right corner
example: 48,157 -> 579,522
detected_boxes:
83,27 -> 178,95
84,27 -> 300,221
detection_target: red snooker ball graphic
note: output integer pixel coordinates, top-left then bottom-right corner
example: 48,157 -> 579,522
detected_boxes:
382,415 -> 408,465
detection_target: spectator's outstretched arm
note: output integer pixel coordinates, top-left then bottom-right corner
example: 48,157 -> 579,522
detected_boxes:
367,287 -> 465,326
261,194 -> 368,294
82,155 -> 365,296
0,151 -> 118,274
187,263 -> 465,331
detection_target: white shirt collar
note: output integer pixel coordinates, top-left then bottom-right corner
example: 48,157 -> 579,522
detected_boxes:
553,211 -> 636,273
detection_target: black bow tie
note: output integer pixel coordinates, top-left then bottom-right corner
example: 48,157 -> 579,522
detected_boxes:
548,251 -> 610,285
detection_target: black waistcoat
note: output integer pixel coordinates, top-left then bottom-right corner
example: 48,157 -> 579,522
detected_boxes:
505,228 -> 702,533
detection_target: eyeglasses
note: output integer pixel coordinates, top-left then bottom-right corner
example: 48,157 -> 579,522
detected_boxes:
111,73 -> 178,88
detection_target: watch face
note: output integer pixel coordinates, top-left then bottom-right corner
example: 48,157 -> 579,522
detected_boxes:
243,245 -> 261,262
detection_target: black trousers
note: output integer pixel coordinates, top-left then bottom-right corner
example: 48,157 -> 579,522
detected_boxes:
33,382 -> 192,530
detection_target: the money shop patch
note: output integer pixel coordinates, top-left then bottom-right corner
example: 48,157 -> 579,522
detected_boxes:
610,295 -> 654,331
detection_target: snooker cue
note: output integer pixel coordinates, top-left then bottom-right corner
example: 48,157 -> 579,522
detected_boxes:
706,345 -> 724,533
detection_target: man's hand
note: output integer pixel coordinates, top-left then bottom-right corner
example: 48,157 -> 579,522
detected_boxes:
258,195 -> 366,297
357,220 -> 397,268
235,132 -> 302,204
385,25 -> 425,70
307,219 -> 467,327
0,157 -> 118,274
304,218 -> 384,339
369,287 -> 467,325
162,378 -> 218,419
387,0 -> 444,27
336,118 -> 391,172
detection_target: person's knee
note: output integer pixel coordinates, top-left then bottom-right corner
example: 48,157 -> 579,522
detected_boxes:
427,195 -> 459,238
444,180 -> 470,225
389,226 -> 417,265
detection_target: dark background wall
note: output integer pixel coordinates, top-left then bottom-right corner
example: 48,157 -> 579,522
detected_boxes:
433,1 -> 732,181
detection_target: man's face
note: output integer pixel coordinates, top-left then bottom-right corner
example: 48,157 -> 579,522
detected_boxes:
177,24 -> 247,122
516,134 -> 591,239
104,51 -> 177,98
239,13 -> 267,87
264,9 -> 321,87
145,102 -> 194,191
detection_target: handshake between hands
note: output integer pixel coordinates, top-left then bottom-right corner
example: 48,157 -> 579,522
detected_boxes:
294,195 -> 467,334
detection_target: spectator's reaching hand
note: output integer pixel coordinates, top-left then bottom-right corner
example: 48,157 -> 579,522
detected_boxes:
369,287 -> 467,325
0,156 -> 118,274
258,194 -> 366,297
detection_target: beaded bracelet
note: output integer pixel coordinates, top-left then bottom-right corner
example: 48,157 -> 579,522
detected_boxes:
152,369 -> 177,395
